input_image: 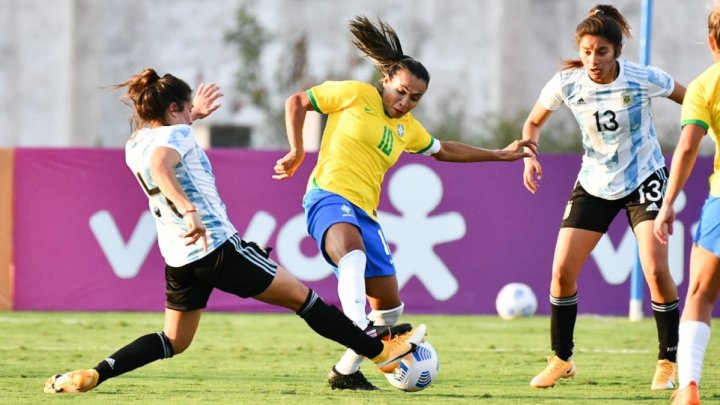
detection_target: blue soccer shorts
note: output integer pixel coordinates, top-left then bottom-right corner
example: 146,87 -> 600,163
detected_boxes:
303,189 -> 396,278
694,195 -> 720,256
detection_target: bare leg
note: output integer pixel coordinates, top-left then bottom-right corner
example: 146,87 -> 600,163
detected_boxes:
634,221 -> 677,302
163,308 -> 203,354
253,265 -> 311,311
550,228 -> 602,297
366,275 -> 402,310
683,244 -> 720,323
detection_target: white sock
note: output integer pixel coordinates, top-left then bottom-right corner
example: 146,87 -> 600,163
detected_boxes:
334,250 -> 368,375
337,250 -> 368,329
336,304 -> 407,375
368,303 -> 404,326
335,348 -> 365,375
677,320 -> 711,388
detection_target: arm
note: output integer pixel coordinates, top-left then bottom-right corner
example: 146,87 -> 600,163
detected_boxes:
667,80 -> 686,105
191,83 -> 223,121
431,139 -> 537,163
149,146 -> 207,251
522,100 -> 554,194
653,124 -> 706,244
273,90 -> 314,180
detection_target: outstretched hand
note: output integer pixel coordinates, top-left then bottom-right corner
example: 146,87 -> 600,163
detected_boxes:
272,149 -> 305,180
191,83 -> 223,121
502,139 -> 538,161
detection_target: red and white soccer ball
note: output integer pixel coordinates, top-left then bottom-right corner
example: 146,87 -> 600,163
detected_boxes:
384,341 -> 439,392
495,282 -> 538,320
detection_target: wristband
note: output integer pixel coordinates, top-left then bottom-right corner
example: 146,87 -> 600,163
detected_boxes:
184,208 -> 197,216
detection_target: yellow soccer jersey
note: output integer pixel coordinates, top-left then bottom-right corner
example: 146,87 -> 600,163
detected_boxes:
681,62 -> 720,197
306,80 -> 436,218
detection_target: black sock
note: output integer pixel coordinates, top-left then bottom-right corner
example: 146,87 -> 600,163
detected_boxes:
93,331 -> 174,385
296,289 -> 383,358
652,299 -> 679,362
550,293 -> 578,361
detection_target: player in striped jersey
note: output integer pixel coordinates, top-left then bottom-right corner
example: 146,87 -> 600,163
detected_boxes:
522,5 -> 686,390
655,5 -> 720,404
44,68 -> 427,394
274,16 -> 537,390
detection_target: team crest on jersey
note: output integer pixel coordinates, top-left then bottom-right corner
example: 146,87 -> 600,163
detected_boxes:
397,125 -> 405,137
621,91 -> 633,107
341,204 -> 354,217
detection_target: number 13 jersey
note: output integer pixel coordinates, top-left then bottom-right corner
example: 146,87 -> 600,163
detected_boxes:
539,58 -> 675,200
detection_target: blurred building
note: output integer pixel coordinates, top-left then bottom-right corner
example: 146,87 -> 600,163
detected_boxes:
0,0 -> 714,151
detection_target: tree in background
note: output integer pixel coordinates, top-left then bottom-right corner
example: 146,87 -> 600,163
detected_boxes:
225,4 -> 581,152
225,4 -> 311,148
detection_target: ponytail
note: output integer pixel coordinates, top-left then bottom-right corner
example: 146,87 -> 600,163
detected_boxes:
114,68 -> 192,129
561,4 -> 631,70
349,16 -> 430,85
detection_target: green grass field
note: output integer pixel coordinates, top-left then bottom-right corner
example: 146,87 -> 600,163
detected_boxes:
2,312 -> 719,404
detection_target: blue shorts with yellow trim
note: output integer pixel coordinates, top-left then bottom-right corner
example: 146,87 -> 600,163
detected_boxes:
303,189 -> 396,278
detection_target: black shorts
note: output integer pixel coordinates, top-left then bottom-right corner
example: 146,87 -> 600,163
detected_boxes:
165,234 -> 277,311
561,168 -> 668,233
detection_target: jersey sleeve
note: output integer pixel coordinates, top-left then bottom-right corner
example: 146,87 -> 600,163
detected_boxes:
154,125 -> 196,156
403,118 -> 438,155
538,72 -> 564,111
646,65 -> 674,98
680,79 -> 710,131
306,81 -> 363,114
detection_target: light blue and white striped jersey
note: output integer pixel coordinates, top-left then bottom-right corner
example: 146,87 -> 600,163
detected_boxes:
125,124 -> 237,267
539,59 -> 674,200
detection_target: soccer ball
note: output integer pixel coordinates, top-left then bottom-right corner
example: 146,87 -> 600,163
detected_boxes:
495,282 -> 537,320
384,341 -> 439,392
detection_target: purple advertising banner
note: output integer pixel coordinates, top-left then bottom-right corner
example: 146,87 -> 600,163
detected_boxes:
12,148 -> 715,315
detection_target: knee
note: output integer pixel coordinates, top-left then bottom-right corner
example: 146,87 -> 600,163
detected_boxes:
168,337 -> 192,355
550,268 -> 575,292
689,285 -> 720,307
642,264 -> 674,288
323,226 -> 364,264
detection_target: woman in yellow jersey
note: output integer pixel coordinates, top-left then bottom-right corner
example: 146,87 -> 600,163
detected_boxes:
654,5 -> 720,405
274,15 -> 537,390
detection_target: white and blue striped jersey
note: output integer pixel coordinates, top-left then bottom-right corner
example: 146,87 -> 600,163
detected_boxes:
125,124 -> 236,267
539,59 -> 674,200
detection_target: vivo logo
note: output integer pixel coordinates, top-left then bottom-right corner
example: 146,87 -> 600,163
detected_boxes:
88,164 -> 695,299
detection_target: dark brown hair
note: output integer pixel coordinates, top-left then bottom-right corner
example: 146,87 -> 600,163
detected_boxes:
114,68 -> 192,129
562,4 -> 632,70
348,15 -> 430,85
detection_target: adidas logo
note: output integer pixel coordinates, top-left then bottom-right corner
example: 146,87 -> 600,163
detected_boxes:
104,358 -> 116,369
577,98 -> 585,105
646,202 -> 659,212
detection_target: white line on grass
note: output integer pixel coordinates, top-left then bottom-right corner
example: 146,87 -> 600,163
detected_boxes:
471,347 -> 651,354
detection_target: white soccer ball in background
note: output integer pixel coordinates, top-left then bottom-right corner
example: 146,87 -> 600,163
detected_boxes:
385,341 -> 439,392
495,282 -> 538,320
